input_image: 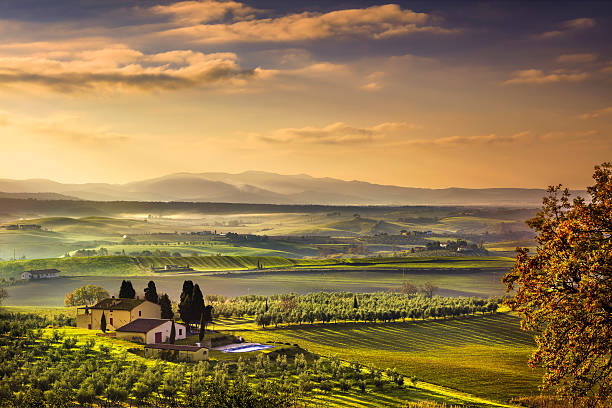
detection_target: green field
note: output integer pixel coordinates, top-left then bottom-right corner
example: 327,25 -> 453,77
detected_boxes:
229,313 -> 540,404
3,266 -> 510,306
0,254 -> 514,280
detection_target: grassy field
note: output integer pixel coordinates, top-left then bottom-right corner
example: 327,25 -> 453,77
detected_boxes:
4,267 -> 510,306
228,313 -> 540,404
0,253 -> 514,280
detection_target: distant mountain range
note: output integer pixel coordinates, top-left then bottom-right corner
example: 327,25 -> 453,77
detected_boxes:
0,171 -> 576,206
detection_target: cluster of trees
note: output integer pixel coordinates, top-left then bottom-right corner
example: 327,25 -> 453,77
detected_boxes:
118,280 -> 174,319
425,239 -> 486,253
177,281 -> 213,338
69,248 -> 110,257
64,285 -> 109,307
400,281 -> 438,298
0,313 -> 296,407
225,232 -> 269,243
205,292 -> 500,328
129,250 -> 182,257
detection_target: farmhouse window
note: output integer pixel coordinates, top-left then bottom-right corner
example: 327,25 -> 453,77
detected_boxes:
139,311 -> 142,316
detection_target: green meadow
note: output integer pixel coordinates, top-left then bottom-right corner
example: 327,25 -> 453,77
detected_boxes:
0,253 -> 514,280
229,313 -> 540,404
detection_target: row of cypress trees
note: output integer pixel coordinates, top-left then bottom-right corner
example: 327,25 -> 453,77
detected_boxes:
178,280 -> 213,341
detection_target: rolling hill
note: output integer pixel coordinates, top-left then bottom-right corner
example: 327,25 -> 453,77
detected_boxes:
0,171 -> 580,206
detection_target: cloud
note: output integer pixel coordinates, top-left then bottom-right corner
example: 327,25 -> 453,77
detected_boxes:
401,130 -> 606,148
151,0 -> 258,24
556,53 -> 597,64
579,106 -> 612,119
0,110 -> 132,146
154,4 -> 457,44
258,121 -> 415,144
562,17 -> 597,30
405,131 -> 532,146
361,71 -> 385,91
537,17 -> 596,39
0,44 -> 258,92
503,69 -> 588,85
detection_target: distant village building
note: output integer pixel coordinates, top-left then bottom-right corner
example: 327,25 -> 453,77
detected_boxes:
144,344 -> 209,361
2,224 -> 42,231
151,264 -> 194,272
21,269 -> 60,280
76,298 -> 161,331
115,318 -> 186,344
18,224 -> 42,230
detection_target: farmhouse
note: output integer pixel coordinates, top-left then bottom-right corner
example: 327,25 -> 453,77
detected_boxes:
144,343 -> 209,361
76,298 -> 161,331
116,319 -> 187,344
21,269 -> 60,280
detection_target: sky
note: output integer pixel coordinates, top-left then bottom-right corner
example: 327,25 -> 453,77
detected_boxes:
0,0 -> 611,189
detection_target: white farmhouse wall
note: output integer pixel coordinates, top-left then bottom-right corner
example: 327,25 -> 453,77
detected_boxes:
144,321 -> 187,344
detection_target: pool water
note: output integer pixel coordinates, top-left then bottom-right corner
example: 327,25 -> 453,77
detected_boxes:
217,343 -> 274,353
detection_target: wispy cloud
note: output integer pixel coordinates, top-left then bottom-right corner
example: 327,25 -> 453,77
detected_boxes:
154,4 -> 458,44
258,122 -> 416,144
0,110 -> 132,146
537,17 -> 596,39
361,71 -> 385,91
579,106 -> 612,119
503,69 -> 588,85
556,53 -> 597,64
403,131 -> 533,146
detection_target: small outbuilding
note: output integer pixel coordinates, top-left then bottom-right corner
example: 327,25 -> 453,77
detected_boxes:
21,269 -> 60,280
115,318 -> 186,344
144,343 -> 208,361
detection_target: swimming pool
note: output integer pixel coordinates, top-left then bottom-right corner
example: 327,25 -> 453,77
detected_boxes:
214,343 -> 274,353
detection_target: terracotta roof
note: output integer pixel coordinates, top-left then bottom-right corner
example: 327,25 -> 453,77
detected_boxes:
145,343 -> 205,352
91,298 -> 146,311
116,318 -> 175,333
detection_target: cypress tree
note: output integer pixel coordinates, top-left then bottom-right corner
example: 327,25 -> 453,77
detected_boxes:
159,293 -> 174,319
119,280 -> 135,299
199,311 -> 205,342
144,281 -> 159,303
169,320 -> 176,344
100,312 -> 107,333
179,280 -> 194,326
191,284 -> 205,325
199,305 -> 213,342
353,294 -> 359,309
265,298 -> 268,312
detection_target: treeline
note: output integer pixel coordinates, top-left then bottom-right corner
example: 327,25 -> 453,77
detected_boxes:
208,292 -> 501,328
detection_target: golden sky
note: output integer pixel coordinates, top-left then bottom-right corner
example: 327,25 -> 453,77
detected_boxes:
0,1 -> 610,188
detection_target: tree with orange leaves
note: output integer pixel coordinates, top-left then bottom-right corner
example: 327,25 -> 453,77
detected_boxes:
504,163 -> 612,406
